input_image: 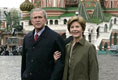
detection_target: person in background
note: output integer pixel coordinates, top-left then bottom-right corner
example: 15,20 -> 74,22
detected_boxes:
21,8 -> 65,80
64,36 -> 73,45
54,16 -> 99,80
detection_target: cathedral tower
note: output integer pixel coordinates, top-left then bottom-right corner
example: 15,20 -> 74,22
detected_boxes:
32,0 -> 65,8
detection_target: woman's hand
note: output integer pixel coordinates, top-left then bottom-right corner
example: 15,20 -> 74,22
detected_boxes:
53,51 -> 61,61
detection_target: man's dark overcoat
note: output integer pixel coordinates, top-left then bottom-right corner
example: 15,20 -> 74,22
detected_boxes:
21,26 -> 65,80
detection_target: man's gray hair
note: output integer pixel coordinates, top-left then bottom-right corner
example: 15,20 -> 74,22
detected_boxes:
30,8 -> 47,19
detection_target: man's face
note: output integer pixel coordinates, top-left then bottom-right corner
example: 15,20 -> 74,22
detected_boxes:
31,11 -> 47,31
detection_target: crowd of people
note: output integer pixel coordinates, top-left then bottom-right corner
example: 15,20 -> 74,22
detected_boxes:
0,45 -> 22,56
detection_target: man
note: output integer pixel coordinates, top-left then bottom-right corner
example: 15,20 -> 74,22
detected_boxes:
21,8 -> 65,80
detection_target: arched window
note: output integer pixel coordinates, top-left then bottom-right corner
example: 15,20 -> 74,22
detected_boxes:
50,20 -> 53,25
114,33 -> 117,45
104,42 -> 108,51
104,24 -> 108,32
96,26 -> 100,38
114,18 -> 117,24
109,20 -> 112,30
29,20 -> 32,25
55,20 -> 58,25
100,0 -> 105,8
21,22 -> 23,26
64,19 -> 67,24
88,29 -> 93,42
110,34 -> 112,46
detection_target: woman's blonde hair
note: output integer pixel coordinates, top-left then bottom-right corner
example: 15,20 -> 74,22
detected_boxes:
67,16 -> 86,32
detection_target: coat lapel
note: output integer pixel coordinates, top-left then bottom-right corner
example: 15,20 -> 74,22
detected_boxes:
30,26 -> 49,46
27,30 -> 36,46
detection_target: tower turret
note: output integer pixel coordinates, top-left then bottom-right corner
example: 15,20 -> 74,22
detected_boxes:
20,0 -> 34,11
20,0 -> 34,20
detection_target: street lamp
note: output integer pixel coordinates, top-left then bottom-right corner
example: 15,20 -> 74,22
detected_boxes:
75,11 -> 79,16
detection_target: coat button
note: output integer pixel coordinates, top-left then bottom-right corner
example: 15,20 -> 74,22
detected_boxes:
31,59 -> 34,62
29,72 -> 32,75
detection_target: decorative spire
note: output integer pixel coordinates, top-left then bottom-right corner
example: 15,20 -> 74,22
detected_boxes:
92,1 -> 104,20
77,1 -> 89,21
20,0 -> 34,12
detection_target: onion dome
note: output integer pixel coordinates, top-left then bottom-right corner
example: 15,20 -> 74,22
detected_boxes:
20,0 -> 34,11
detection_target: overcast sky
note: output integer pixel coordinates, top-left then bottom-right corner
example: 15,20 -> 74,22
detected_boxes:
0,0 -> 31,9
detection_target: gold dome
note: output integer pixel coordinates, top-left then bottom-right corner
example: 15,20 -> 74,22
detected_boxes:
20,0 -> 34,11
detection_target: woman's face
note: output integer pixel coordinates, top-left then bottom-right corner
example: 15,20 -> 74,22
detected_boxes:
69,21 -> 83,39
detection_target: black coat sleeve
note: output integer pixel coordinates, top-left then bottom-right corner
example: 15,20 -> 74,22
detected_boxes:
21,37 -> 26,80
50,35 -> 65,80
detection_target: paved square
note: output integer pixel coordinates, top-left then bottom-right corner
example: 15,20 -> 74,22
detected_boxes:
0,54 -> 118,80
0,56 -> 21,80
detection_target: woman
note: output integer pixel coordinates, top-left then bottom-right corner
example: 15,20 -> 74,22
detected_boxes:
54,16 -> 99,80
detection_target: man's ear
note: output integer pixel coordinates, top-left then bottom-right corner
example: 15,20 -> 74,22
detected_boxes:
45,19 -> 48,25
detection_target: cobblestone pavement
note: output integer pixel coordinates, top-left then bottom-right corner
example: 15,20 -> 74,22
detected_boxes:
0,54 -> 118,80
0,56 -> 21,80
98,54 -> 118,80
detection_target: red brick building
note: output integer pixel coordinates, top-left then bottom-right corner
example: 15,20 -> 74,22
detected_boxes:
31,0 -> 118,16
31,0 -> 118,8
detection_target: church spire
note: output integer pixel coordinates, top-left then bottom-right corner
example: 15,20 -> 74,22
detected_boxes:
92,1 -> 104,20
77,1 -> 89,21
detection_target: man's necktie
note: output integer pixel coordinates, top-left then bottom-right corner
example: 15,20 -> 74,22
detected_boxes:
34,33 -> 38,41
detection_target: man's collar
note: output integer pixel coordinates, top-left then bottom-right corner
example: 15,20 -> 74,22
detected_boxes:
69,36 -> 86,46
34,26 -> 45,37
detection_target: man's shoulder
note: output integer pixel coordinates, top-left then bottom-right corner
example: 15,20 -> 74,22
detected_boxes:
24,31 -> 33,38
45,26 -> 59,36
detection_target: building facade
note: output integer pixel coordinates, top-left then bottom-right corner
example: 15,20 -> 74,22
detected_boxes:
20,0 -> 118,50
31,0 -> 118,8
32,0 -> 65,8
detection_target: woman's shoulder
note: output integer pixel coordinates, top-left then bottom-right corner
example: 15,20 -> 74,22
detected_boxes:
85,40 -> 95,48
65,42 -> 73,51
